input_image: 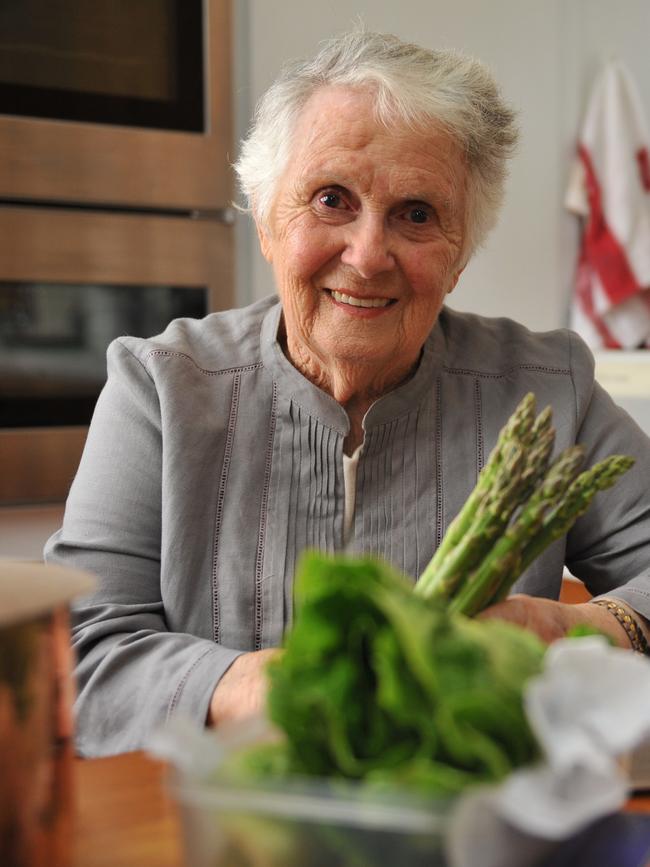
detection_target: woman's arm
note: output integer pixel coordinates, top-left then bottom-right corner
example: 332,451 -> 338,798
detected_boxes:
481,364 -> 650,649
45,339 -> 248,755
207,648 -> 280,726
478,593 -> 633,647
562,349 -> 650,621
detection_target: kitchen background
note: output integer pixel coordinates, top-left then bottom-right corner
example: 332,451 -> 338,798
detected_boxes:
2,0 -> 649,558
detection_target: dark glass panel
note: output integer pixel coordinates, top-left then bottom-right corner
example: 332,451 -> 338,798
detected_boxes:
0,0 -> 204,131
0,282 -> 207,427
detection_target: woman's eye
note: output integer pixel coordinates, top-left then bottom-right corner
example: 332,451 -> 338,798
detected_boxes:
406,206 -> 430,224
318,191 -> 344,209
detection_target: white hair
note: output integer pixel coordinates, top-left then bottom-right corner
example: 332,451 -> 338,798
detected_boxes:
234,29 -> 518,261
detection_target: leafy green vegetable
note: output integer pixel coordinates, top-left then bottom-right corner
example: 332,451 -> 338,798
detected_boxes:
261,553 -> 545,796
566,623 -> 615,644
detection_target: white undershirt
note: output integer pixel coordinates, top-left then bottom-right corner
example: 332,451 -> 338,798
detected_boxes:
342,445 -> 362,544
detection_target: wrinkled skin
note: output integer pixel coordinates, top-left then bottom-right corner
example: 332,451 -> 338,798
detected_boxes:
256,85 -> 467,453
208,648 -> 280,727
479,593 -> 631,647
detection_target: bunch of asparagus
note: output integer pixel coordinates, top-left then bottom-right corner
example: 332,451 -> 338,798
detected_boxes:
414,392 -> 634,616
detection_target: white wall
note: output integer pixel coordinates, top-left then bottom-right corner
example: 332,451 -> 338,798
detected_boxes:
234,0 -> 650,333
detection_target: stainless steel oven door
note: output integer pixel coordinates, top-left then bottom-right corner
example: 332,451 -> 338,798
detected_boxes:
0,204 -> 233,505
0,0 -> 231,212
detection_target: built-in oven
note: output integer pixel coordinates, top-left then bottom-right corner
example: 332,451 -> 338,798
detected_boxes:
0,0 -> 232,211
0,206 -> 233,505
0,0 -> 234,505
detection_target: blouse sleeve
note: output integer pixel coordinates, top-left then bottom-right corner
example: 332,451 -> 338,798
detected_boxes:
44,339 -> 243,756
565,334 -> 650,619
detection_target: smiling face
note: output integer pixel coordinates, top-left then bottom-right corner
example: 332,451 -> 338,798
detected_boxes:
257,85 -> 468,402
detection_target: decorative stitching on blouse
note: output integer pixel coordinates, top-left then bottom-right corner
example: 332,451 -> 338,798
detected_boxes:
290,393 -> 421,440
617,587 -> 650,600
443,364 -> 571,378
567,329 -> 580,432
285,395 -> 349,434
167,647 -> 216,720
146,349 -> 263,377
211,372 -> 240,643
474,378 -> 485,477
254,381 -> 278,650
434,377 -> 444,549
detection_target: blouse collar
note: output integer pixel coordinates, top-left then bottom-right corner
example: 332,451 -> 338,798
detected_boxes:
260,300 -> 445,435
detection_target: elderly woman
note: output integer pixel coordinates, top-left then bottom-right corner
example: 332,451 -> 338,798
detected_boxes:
46,30 -> 650,756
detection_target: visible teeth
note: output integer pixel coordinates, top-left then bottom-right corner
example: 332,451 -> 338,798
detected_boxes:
330,290 -> 391,308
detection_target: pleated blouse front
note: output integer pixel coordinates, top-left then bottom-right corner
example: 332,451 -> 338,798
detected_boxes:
252,302 -> 448,650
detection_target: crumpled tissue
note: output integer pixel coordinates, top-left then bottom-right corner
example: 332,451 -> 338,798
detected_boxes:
447,636 -> 650,867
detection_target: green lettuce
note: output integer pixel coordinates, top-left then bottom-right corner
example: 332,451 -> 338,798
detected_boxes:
259,552 -> 545,796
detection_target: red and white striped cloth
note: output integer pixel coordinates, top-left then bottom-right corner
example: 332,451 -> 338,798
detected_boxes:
565,60 -> 650,349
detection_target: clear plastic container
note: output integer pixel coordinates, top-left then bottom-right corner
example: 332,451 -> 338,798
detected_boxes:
170,770 -> 451,867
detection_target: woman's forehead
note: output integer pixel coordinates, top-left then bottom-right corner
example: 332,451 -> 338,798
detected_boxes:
294,85 -> 447,152
287,88 -> 466,201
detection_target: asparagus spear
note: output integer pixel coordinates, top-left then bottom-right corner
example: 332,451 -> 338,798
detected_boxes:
416,394 -> 554,603
415,442 -> 526,602
447,446 -> 586,617
518,408 -> 554,499
416,390 -> 635,617
518,453 -> 636,574
485,453 -> 635,608
415,394 -> 536,599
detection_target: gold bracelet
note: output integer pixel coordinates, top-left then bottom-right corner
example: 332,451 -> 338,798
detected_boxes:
590,598 -> 650,655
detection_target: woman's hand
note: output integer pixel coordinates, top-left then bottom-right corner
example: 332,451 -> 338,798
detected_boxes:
478,593 -> 632,648
207,648 -> 280,727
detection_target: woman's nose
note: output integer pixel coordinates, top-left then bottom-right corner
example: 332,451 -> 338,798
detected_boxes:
339,215 -> 395,278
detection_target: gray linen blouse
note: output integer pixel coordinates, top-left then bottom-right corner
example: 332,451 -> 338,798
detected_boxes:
45,296 -> 650,756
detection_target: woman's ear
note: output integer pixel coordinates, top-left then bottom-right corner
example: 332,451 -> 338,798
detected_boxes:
255,217 -> 273,264
447,265 -> 466,294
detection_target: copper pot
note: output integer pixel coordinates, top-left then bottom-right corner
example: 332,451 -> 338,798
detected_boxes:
0,561 -> 94,867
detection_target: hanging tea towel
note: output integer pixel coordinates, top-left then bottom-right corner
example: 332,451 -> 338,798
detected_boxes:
565,60 -> 650,349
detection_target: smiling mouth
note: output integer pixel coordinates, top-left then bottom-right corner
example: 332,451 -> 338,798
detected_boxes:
329,289 -> 396,309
